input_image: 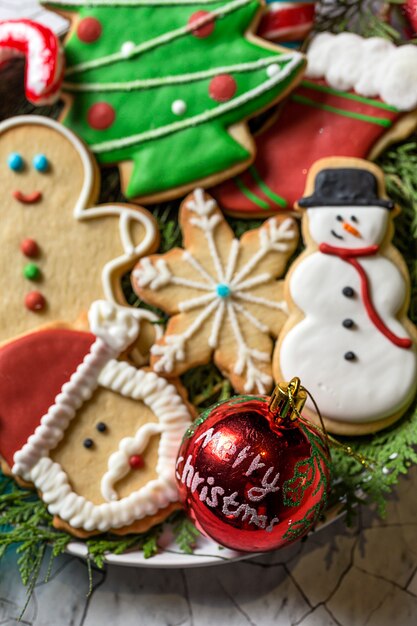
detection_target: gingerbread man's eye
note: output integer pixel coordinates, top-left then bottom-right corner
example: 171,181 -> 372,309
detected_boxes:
33,154 -> 49,172
7,152 -> 24,172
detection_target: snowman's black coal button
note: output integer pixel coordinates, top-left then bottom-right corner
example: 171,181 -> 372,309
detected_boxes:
342,318 -> 355,329
344,351 -> 356,361
342,287 -> 354,298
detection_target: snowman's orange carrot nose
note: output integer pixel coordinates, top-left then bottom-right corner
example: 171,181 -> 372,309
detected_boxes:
343,222 -> 361,238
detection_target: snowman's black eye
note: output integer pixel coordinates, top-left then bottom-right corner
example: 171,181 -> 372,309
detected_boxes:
336,215 -> 343,222
351,215 -> 358,223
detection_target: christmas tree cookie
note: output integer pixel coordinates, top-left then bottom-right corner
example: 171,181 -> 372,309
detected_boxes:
213,33 -> 417,216
132,189 -> 298,394
273,157 -> 417,435
0,301 -> 194,537
42,0 -> 305,203
0,115 -> 161,354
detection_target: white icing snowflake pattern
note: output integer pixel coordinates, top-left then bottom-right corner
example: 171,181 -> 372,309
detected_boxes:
132,189 -> 298,393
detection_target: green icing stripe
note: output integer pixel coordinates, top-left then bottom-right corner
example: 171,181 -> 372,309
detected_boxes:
235,177 -> 270,210
89,55 -> 302,152
300,80 -> 399,113
66,0 -> 253,76
64,56 -> 283,92
291,94 -> 393,128
249,166 -> 287,208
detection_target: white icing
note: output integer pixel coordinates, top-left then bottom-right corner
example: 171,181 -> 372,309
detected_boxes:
120,41 -> 135,57
279,207 -> 417,424
88,300 -> 140,351
306,32 -> 417,111
0,116 -> 162,333
101,421 -> 162,501
133,189 -> 297,393
0,21 -> 63,104
171,99 -> 187,116
266,64 -> 279,77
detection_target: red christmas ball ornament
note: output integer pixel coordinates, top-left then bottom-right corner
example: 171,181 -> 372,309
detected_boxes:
176,378 -> 331,553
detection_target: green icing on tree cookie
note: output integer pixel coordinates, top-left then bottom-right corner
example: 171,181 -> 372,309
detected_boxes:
43,0 -> 304,200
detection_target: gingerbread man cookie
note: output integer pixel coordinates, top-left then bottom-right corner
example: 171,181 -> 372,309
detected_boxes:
43,0 -> 305,203
273,157 -> 417,435
0,301 -> 194,537
132,189 -> 298,394
0,115 -> 159,346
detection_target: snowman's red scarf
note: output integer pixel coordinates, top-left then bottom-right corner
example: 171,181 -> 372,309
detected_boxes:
319,243 -> 412,349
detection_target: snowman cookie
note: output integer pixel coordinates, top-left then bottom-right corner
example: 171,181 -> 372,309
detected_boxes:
0,301 -> 194,537
0,115 -> 159,354
273,157 -> 417,435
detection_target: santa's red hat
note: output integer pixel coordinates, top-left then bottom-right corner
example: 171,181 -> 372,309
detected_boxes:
0,327 -> 95,467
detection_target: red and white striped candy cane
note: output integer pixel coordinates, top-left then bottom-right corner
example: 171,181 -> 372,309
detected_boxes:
0,19 -> 64,105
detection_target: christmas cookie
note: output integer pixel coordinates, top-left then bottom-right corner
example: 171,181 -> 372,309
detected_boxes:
213,33 -> 417,216
132,189 -> 298,394
0,19 -> 64,105
258,0 -> 316,44
273,157 -> 417,435
0,115 -> 160,353
0,301 -> 194,537
42,0 -> 305,203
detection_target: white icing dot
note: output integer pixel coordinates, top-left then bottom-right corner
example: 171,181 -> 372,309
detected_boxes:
267,64 -> 280,78
121,41 -> 135,57
171,99 -> 187,116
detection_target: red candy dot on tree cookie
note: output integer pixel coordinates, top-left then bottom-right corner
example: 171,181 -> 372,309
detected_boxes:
129,455 -> 145,470
20,238 -> 39,258
188,11 -> 215,38
25,291 -> 46,312
87,103 -> 115,130
209,74 -> 237,102
77,17 -> 102,43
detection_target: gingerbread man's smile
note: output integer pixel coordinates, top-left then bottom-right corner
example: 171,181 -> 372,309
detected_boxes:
13,190 -> 43,204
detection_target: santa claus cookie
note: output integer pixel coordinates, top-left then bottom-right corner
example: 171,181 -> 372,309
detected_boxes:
213,33 -> 417,216
273,157 -> 417,435
42,0 -> 305,204
0,115 -> 160,356
132,189 -> 298,394
0,301 -> 194,537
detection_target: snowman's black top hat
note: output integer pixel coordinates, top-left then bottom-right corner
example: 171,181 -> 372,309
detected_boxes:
298,168 -> 394,210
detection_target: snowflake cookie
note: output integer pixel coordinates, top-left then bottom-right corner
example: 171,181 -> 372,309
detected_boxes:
132,189 -> 298,393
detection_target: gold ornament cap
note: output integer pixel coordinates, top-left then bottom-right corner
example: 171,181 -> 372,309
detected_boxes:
269,377 -> 307,422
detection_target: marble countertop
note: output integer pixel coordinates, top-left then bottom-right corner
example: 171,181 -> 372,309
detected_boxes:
1,464 -> 417,626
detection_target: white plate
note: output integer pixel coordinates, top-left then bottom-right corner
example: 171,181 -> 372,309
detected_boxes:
67,527 -> 250,568
66,506 -> 343,568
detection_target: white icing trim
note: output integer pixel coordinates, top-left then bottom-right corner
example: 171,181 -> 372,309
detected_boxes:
24,364 -> 192,531
306,33 -> 417,111
88,53 -> 303,153
133,190 -> 297,392
64,56 -> 294,93
88,300 -> 140,351
0,116 -> 160,318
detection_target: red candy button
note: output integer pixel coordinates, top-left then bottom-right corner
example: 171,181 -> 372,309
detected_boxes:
20,238 -> 39,258
87,102 -> 115,130
188,11 -> 215,38
209,74 -> 237,102
129,455 -> 145,470
25,291 -> 46,312
77,17 -> 102,43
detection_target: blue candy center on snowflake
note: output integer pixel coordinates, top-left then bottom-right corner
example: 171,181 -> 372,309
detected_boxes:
216,283 -> 231,298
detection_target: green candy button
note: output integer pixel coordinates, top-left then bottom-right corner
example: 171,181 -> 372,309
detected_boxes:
23,263 -> 41,281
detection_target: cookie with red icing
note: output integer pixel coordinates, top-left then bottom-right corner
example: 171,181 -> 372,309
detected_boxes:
0,301 -> 194,537
213,33 -> 417,216
273,157 -> 417,435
